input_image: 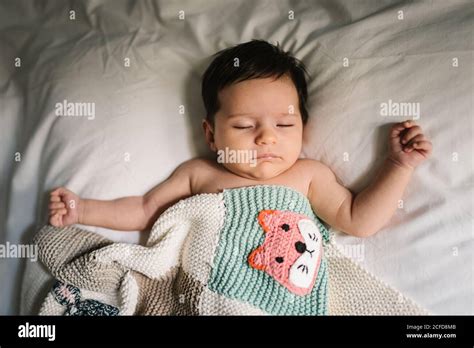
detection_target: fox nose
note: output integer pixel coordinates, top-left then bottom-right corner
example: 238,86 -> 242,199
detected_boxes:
295,241 -> 306,253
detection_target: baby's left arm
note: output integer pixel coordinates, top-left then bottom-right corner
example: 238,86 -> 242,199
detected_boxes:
308,120 -> 432,237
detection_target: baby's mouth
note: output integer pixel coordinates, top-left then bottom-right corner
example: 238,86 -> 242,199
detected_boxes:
256,153 -> 281,160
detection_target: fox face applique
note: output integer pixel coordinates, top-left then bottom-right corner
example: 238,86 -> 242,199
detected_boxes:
248,210 -> 323,296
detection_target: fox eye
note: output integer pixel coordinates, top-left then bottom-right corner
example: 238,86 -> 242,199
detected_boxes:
281,224 -> 290,232
275,257 -> 284,263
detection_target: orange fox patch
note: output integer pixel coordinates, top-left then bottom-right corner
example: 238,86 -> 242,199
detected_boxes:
248,210 -> 323,296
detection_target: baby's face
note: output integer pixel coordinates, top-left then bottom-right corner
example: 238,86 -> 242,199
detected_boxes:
204,75 -> 303,180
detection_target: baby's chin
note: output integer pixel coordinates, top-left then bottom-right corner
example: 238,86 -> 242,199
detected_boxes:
223,162 -> 292,181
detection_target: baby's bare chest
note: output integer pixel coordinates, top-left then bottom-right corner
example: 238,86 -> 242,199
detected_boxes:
191,161 -> 311,197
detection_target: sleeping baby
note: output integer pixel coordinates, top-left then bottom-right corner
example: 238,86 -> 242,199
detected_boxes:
47,39 -> 432,315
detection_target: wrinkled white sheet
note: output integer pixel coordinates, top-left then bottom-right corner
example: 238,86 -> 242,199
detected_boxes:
0,0 -> 472,314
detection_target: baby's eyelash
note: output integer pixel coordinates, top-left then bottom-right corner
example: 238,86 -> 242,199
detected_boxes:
233,124 -> 294,129
233,126 -> 253,129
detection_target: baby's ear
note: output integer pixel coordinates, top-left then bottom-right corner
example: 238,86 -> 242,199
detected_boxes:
202,119 -> 217,152
248,246 -> 266,270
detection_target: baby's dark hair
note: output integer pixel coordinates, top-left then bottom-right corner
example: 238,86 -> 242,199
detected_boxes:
201,39 -> 310,126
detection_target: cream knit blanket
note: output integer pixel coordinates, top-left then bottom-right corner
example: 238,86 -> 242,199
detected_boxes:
21,186 -> 429,315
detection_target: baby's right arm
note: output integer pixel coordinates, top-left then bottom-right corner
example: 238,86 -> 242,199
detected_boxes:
48,160 -> 195,231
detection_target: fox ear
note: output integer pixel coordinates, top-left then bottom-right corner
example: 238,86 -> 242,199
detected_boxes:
258,210 -> 275,232
248,246 -> 266,271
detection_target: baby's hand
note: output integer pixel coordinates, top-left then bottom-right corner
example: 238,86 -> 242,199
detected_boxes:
48,187 -> 82,227
388,120 -> 433,169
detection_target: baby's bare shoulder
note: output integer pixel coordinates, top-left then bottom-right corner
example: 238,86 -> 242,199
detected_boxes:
294,158 -> 339,192
295,158 -> 332,176
178,157 -> 221,193
178,157 -> 217,173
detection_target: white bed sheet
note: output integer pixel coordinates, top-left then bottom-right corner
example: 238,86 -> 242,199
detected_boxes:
0,0 -> 472,314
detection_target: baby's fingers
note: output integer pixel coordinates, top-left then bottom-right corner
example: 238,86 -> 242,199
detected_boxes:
50,187 -> 69,202
408,140 -> 433,156
50,187 -> 66,195
49,213 -> 62,227
49,202 -> 65,210
404,134 -> 425,151
401,125 -> 422,144
49,208 -> 67,216
390,122 -> 407,138
50,193 -> 61,202
415,140 -> 432,152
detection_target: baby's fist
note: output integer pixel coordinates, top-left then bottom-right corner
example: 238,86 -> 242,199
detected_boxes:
388,120 -> 433,170
48,187 -> 82,227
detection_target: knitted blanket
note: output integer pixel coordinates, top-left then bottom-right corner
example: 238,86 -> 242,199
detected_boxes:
21,185 -> 429,315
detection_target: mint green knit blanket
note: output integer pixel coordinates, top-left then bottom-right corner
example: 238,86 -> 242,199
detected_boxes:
209,185 -> 330,315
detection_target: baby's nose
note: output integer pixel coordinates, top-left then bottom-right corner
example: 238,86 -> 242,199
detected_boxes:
255,127 -> 276,145
295,241 -> 306,253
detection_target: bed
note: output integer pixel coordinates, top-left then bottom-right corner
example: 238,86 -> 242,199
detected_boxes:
0,0 -> 472,315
